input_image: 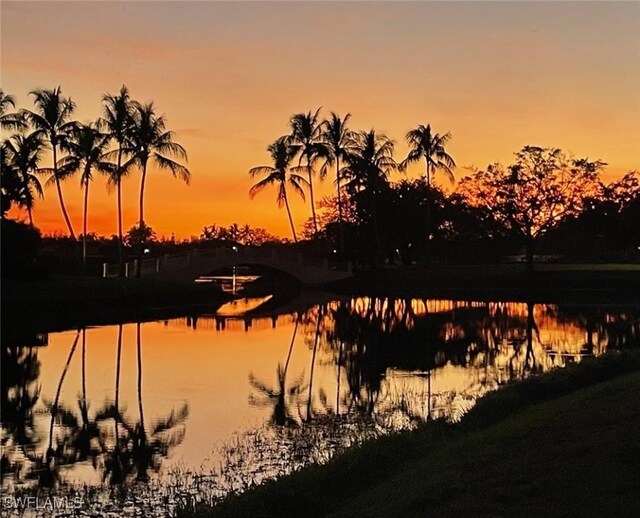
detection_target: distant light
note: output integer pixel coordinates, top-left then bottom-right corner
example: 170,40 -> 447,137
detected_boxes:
143,248 -> 150,255
333,249 -> 337,254
232,246 -> 238,252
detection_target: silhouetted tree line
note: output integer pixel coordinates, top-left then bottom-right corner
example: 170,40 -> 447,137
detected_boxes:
249,108 -> 639,268
1,87 -> 190,276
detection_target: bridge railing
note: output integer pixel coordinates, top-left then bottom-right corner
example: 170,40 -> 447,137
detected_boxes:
102,246 -> 353,278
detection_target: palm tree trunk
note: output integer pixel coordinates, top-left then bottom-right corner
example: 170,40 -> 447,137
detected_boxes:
53,145 -> 76,239
116,149 -> 124,276
136,158 -> 149,278
139,159 -> 147,228
82,174 -> 89,269
27,207 -> 34,227
282,185 -> 298,243
424,158 -> 432,264
336,156 -> 345,253
48,331 -> 80,456
307,154 -> 318,235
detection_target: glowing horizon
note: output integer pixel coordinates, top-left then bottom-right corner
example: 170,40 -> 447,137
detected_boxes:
2,1 -> 639,239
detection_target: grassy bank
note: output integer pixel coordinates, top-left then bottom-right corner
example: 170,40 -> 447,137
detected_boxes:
2,276 -> 231,335
333,264 -> 640,302
186,352 -> 640,517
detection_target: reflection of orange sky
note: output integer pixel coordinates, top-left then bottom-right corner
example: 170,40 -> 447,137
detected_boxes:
3,2 -> 639,238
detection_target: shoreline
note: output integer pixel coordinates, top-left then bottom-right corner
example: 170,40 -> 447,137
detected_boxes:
3,264 -> 639,337
186,352 -> 640,517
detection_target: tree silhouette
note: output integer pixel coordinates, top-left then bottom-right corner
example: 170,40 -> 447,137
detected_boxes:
459,146 -> 605,271
100,86 -> 134,275
321,112 -> 355,252
3,133 -> 46,226
342,130 -> 399,258
0,90 -> 25,131
401,124 -> 455,186
289,109 -> 329,235
249,136 -> 309,242
127,101 -> 190,228
59,123 -> 113,267
22,87 -> 78,238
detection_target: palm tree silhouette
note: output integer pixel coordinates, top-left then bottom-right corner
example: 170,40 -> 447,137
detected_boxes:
59,123 -> 113,267
0,90 -> 25,131
127,101 -> 190,228
3,133 -> 45,226
289,108 -> 329,235
401,124 -> 455,186
342,130 -> 398,258
100,86 -> 134,275
22,87 -> 78,238
321,112 -> 354,252
249,136 -> 309,242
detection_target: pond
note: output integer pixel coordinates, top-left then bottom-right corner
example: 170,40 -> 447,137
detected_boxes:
1,295 -> 639,515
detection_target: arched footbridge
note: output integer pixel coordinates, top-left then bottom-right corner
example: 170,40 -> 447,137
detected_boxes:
104,247 -> 353,286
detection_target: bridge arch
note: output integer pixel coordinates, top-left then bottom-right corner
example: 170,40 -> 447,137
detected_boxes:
134,248 -> 352,286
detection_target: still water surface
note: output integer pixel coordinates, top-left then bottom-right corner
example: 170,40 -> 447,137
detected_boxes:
2,296 -> 639,511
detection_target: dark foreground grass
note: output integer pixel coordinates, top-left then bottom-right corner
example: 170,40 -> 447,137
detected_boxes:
2,276 -> 231,334
186,352 -> 640,518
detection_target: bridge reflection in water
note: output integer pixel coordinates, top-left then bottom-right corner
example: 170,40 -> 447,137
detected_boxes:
1,297 -> 638,507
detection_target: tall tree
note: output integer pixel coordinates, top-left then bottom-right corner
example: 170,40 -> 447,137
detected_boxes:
0,90 -> 25,131
127,102 -> 190,227
23,87 -> 78,238
321,112 -> 354,252
342,130 -> 398,257
59,123 -> 113,267
402,124 -> 455,186
100,86 -> 134,275
459,146 -> 604,271
289,108 -> 329,235
3,133 -> 46,227
249,136 -> 309,242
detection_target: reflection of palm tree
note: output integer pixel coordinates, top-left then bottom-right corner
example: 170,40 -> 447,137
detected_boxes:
95,401 -> 189,484
22,87 -> 78,238
1,345 -> 41,478
113,324 -> 124,482
306,306 -> 324,421
249,137 -> 309,242
32,330 -> 80,488
249,317 -> 305,426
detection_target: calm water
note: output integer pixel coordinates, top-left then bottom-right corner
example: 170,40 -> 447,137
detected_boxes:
2,296 -> 639,513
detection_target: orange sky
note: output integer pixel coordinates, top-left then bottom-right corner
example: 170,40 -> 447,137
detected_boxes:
2,1 -> 639,238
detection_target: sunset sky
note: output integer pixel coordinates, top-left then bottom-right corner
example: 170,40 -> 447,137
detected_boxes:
2,1 -> 639,238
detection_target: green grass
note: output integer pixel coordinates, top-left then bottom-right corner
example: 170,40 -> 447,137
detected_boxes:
186,352 -> 640,518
